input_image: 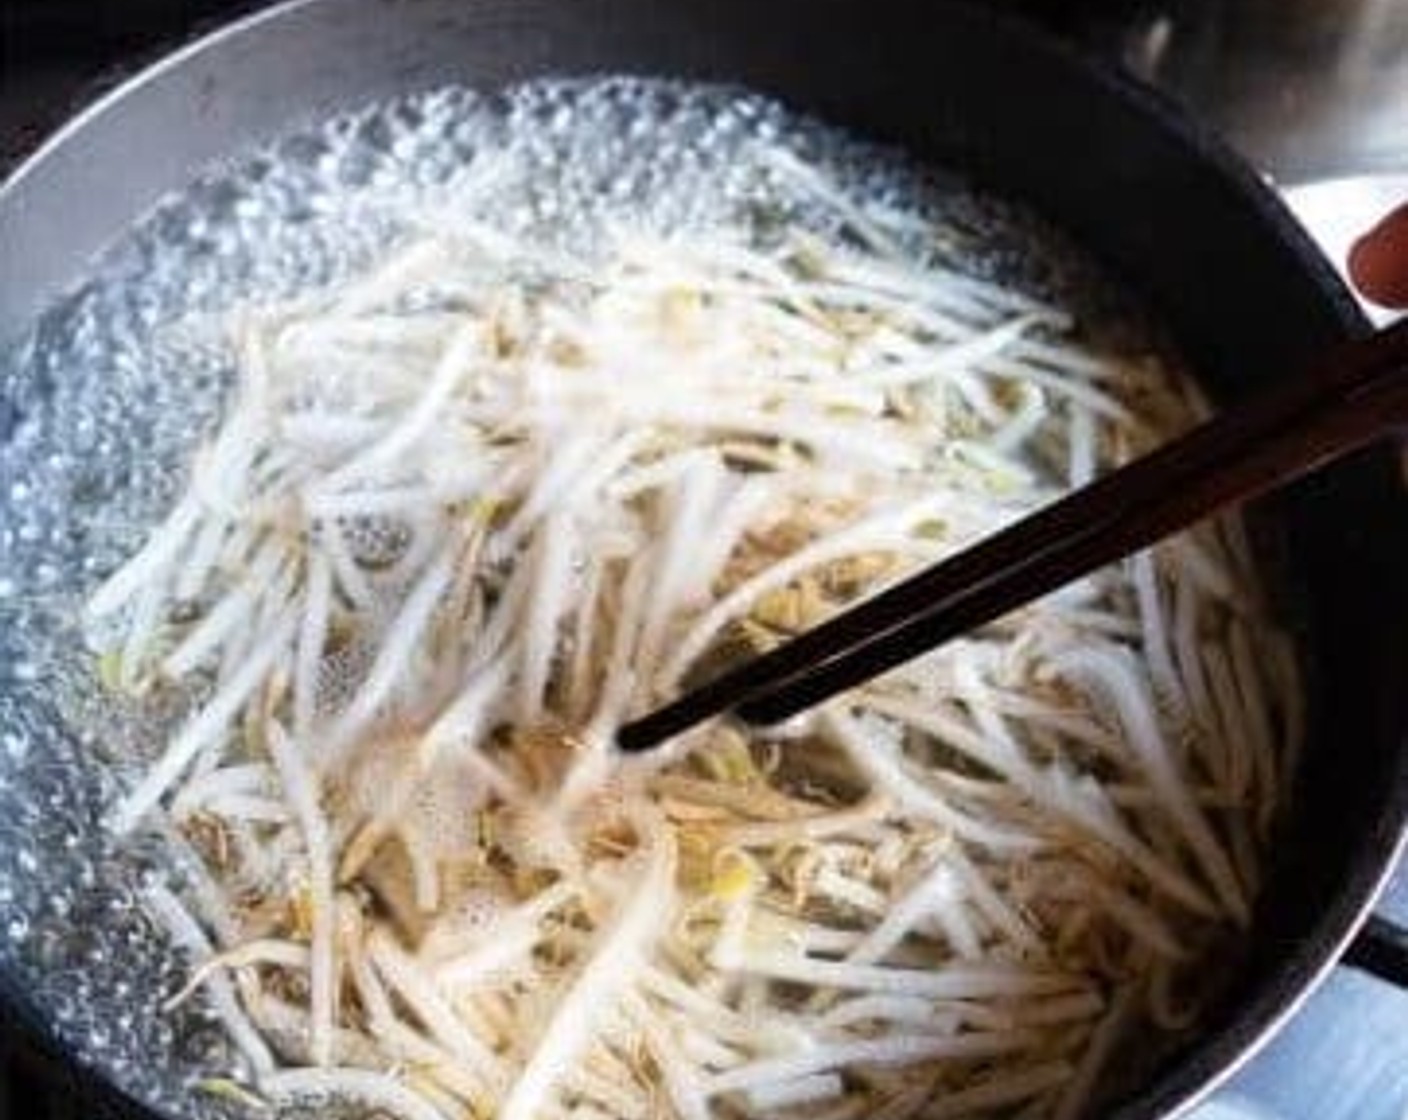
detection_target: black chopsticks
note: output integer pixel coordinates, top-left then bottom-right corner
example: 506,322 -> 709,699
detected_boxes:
616,317 -> 1408,752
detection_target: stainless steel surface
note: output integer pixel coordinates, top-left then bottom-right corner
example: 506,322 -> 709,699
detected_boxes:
1213,967 -> 1408,1120
1124,0 -> 1408,184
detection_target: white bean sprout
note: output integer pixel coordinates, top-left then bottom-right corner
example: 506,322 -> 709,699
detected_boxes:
90,146 -> 1294,1120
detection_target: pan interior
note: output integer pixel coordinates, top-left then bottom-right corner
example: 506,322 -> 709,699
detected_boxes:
0,77 -> 1288,1120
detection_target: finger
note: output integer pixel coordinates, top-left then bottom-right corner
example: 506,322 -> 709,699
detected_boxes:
1348,202 -> 1408,309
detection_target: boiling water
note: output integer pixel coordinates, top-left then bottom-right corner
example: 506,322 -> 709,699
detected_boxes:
0,78 -> 1141,1119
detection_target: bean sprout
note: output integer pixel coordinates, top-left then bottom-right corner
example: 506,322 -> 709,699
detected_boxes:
91,143 -> 1296,1119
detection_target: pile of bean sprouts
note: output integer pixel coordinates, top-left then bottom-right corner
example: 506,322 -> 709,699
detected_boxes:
86,147 -> 1298,1120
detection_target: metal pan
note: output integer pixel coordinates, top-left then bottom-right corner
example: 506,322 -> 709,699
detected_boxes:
2,1 -> 1406,1118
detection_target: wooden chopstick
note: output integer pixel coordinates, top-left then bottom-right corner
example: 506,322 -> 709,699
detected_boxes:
617,318 -> 1408,752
